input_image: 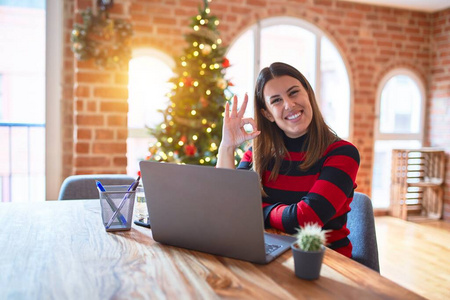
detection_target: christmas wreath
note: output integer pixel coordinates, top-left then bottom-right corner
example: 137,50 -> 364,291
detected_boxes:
70,2 -> 133,69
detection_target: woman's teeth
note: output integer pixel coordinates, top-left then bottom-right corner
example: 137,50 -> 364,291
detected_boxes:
286,111 -> 302,120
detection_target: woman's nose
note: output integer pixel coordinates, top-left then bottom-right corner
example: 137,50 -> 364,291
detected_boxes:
284,97 -> 296,109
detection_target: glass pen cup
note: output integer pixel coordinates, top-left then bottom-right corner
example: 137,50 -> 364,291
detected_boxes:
98,185 -> 136,232
134,186 -> 148,222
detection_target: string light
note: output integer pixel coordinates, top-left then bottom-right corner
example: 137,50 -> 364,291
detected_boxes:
217,39 -> 222,44
193,81 -> 199,87
169,151 -> 174,157
191,110 -> 197,115
193,135 -> 198,140
206,127 -> 212,133
156,142 -> 162,147
167,137 -> 173,143
178,141 -> 184,146
202,119 -> 207,124
181,61 -> 187,67
161,124 -> 167,129
179,82 -> 184,87
206,90 -> 211,95
193,51 -> 199,56
193,25 -> 199,31
200,159 -> 205,164
199,44 -> 204,49
205,157 -> 211,162
193,41 -> 198,47
212,44 -> 217,49
214,20 -> 219,25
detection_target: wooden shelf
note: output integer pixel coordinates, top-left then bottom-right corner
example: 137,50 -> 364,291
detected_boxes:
390,149 -> 445,221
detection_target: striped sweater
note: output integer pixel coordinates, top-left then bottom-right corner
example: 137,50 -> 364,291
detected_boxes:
237,134 -> 360,257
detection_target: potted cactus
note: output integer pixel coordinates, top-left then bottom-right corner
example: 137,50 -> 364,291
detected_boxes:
291,223 -> 328,280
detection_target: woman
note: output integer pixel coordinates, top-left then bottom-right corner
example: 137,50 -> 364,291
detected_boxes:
217,62 -> 360,257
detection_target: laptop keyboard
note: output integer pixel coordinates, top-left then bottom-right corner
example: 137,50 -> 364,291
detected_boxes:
265,243 -> 281,255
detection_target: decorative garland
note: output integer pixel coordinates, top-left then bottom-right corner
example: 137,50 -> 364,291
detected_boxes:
70,5 -> 133,69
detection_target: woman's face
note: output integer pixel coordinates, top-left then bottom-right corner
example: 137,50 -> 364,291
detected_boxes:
261,75 -> 313,139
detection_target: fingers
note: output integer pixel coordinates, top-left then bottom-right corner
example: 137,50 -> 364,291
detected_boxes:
224,101 -> 230,120
237,93 -> 248,118
231,95 -> 238,117
240,117 -> 257,129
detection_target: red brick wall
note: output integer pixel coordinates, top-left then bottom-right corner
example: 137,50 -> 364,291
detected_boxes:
63,0 -> 449,219
429,9 -> 450,219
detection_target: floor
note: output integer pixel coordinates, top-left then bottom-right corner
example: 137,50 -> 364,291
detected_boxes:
375,216 -> 450,300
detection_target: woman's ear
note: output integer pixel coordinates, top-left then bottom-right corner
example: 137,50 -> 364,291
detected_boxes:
261,109 -> 275,122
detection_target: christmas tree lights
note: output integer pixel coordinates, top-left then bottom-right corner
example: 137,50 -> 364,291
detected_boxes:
148,0 -> 237,166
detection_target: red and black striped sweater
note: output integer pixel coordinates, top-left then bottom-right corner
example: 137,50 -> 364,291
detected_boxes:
237,134 -> 360,257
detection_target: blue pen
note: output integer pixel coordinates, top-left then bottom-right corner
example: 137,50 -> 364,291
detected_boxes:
96,180 -> 127,225
105,176 -> 140,229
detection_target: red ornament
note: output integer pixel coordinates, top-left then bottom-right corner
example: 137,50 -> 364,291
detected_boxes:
200,96 -> 208,107
183,76 -> 193,86
180,135 -> 187,143
228,81 -> 234,86
137,170 -> 141,177
222,57 -> 230,68
184,144 -> 197,156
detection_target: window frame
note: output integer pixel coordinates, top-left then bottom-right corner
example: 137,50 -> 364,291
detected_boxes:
227,16 -> 354,138
374,68 -> 426,142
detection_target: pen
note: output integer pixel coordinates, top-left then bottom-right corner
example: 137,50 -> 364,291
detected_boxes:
96,180 -> 127,225
105,176 -> 140,229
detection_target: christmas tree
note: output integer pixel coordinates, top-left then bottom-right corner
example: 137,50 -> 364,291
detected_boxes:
148,0 -> 240,166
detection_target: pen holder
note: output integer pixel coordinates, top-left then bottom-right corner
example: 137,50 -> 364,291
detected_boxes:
98,185 -> 136,232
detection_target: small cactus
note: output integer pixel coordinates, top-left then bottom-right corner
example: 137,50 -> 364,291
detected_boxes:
294,223 -> 327,252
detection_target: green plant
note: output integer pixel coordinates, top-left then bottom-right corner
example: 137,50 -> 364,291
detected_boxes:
294,223 -> 327,252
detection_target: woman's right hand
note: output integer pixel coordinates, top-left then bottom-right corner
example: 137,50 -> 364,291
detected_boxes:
221,94 -> 260,149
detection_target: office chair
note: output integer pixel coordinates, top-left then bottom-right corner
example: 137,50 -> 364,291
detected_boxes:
347,192 -> 380,272
58,174 -> 135,200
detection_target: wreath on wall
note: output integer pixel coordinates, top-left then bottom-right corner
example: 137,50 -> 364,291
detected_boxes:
70,0 -> 133,69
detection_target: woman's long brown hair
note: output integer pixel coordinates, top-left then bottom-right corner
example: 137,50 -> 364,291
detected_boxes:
253,62 -> 338,189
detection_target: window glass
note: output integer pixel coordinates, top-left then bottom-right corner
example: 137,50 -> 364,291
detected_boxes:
320,37 -> 350,138
379,75 -> 421,134
226,30 -> 254,119
127,55 -> 173,176
260,25 -> 316,88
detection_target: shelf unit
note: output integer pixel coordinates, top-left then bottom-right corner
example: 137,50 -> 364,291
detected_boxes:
390,148 -> 445,221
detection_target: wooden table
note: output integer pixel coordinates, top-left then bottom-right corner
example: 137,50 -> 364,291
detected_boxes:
0,200 -> 424,299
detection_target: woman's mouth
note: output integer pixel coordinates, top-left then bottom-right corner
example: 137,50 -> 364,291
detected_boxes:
285,111 -> 303,120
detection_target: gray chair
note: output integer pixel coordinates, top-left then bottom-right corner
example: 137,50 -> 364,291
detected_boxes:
347,192 -> 380,272
58,174 -> 135,200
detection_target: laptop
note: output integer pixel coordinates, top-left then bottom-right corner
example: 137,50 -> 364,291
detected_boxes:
139,161 -> 296,264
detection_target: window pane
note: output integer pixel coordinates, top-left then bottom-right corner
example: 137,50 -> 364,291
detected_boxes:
128,57 -> 173,129
226,29 -> 255,119
260,25 -> 316,88
372,140 -> 421,208
320,37 -> 350,138
380,75 -> 422,134
127,56 -> 173,176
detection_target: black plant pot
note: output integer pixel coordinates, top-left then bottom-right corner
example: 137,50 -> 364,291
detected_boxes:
291,244 -> 325,280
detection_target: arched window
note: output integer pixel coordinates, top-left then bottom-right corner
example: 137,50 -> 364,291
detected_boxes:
127,49 -> 174,176
226,17 -> 351,138
372,70 -> 425,208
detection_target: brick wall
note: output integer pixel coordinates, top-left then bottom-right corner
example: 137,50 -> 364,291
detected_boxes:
429,9 -> 450,219
63,0 -> 449,219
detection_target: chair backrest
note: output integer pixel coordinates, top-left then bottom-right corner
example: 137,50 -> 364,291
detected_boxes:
58,174 -> 135,200
347,192 -> 380,272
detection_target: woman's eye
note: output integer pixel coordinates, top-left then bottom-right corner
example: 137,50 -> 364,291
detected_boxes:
271,98 -> 281,104
289,90 -> 299,97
